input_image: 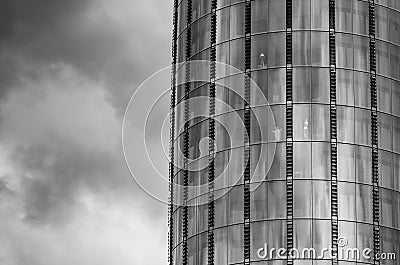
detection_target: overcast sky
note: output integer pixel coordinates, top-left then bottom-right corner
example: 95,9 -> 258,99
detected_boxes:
0,0 -> 173,264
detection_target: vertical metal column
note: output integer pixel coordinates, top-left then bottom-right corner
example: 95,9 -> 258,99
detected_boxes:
285,0 -> 293,264
182,1 -> 193,264
369,1 -> 380,264
208,0 -> 217,264
168,0 -> 179,264
243,1 -> 252,264
329,0 -> 339,264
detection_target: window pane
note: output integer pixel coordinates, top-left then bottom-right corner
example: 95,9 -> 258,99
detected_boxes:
293,0 -> 311,29
389,9 -> 400,46
355,145 -> 372,184
337,70 -> 354,106
377,76 -> 391,113
311,32 -> 329,66
312,104 -> 330,140
394,116 -> 400,153
377,40 -> 390,77
311,0 -> 329,30
230,4 -> 245,39
356,184 -> 373,222
338,106 -> 355,143
313,181 -> 331,218
355,108 -> 371,145
379,150 -> 393,189
312,142 -> 331,180
379,113 -> 393,150
376,6 -> 389,40
311,68 -> 330,103
228,224 -> 243,264
353,36 -> 369,71
393,81 -> 400,117
353,0 -> 369,35
217,8 -> 230,43
313,220 -> 332,255
293,68 -> 311,102
228,185 -> 243,224
294,220 -> 312,249
230,38 -> 245,71
268,142 -> 286,180
268,68 -> 286,104
268,181 -> 286,219
293,32 -> 311,65
338,182 -> 356,220
353,71 -> 370,108
270,105 -> 286,142
251,0 -> 268,34
381,189 -> 394,227
294,180 -> 312,217
294,142 -> 312,179
192,0 -> 210,21
268,0 -> 286,31
338,144 -> 355,182
336,33 -> 353,68
357,224 -> 373,263
336,0 -> 352,32
251,34 -> 268,69
294,104 -> 312,140
251,182 -> 267,220
390,44 -> 400,80
267,33 -> 286,67
215,228 -> 228,264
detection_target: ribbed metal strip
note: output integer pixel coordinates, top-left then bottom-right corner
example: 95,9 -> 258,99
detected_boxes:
243,1 -> 251,264
207,0 -> 217,264
182,0 -> 192,264
328,1 -> 339,264
168,1 -> 179,264
286,0 -> 293,264
369,1 -> 380,264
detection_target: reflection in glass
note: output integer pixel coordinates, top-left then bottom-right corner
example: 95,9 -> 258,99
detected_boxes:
228,224 -> 243,264
337,70 -> 354,106
311,0 -> 329,30
355,145 -> 372,184
377,76 -> 391,113
294,68 -> 311,102
336,33 -> 353,68
353,0 -> 369,35
268,33 -> 286,67
294,104 -> 311,140
312,104 -> 330,140
294,220 -> 312,249
293,0 -> 311,29
251,0 -> 268,34
311,68 -> 329,103
293,32 -> 311,65
338,106 -> 354,143
353,36 -> 369,71
268,0 -> 286,31
336,0 -> 352,32
294,142 -> 312,179
312,143 -> 331,180
379,150 -> 393,189
228,185 -> 243,224
377,40 -> 390,77
338,144 -> 355,182
353,72 -> 370,108
215,227 -> 228,264
356,184 -> 372,222
313,220 -> 332,256
379,113 -> 392,150
355,108 -> 371,145
311,32 -> 329,66
313,181 -> 331,218
339,182 -> 356,221
294,180 -> 312,217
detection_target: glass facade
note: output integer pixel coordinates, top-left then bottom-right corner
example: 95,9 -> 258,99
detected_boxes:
169,0 -> 400,265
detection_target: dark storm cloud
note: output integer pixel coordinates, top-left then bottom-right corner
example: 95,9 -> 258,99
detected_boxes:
0,0 -> 172,115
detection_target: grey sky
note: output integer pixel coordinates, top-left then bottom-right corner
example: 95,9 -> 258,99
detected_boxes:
0,0 -> 173,264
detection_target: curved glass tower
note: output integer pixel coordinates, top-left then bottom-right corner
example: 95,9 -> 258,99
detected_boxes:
168,0 -> 400,265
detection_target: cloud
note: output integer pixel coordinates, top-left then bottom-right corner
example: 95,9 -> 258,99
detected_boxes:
0,0 -> 173,115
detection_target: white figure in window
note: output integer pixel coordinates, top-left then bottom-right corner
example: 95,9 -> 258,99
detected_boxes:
272,126 -> 282,141
259,53 -> 266,68
303,119 -> 309,139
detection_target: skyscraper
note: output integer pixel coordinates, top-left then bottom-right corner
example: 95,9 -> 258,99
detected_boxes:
168,1 -> 400,265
